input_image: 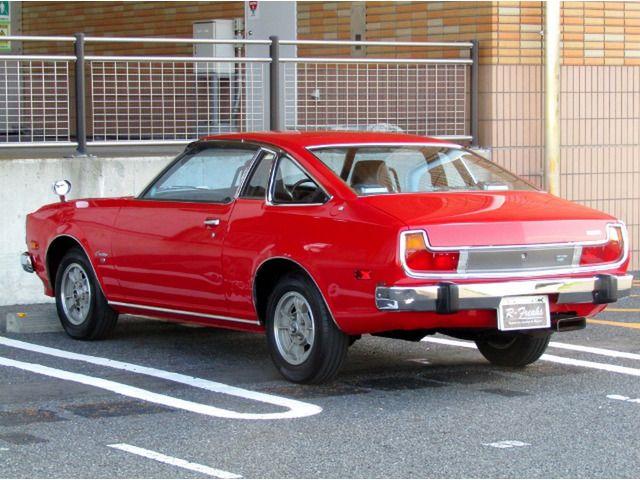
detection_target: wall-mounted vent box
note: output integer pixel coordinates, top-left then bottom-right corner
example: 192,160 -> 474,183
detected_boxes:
193,19 -> 235,75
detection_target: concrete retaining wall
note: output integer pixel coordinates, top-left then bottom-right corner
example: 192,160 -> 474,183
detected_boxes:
0,155 -> 174,306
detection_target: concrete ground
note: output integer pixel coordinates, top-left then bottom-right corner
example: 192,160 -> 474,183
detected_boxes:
0,283 -> 639,478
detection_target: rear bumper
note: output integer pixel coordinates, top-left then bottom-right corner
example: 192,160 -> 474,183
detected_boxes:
375,274 -> 633,313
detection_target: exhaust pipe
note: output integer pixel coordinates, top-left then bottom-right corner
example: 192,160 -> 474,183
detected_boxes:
555,316 -> 586,332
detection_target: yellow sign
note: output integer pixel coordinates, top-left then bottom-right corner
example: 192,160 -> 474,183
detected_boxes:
0,22 -> 9,51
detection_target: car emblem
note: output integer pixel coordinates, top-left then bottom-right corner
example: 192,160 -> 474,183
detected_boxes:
520,253 -> 527,263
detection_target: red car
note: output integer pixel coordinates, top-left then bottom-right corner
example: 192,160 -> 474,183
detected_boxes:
22,132 -> 632,383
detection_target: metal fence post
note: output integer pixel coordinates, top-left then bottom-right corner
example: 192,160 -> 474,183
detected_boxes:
269,35 -> 282,131
470,39 -> 479,147
74,32 -> 88,156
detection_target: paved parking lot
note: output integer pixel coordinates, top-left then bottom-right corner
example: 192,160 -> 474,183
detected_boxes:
1,281 -> 639,478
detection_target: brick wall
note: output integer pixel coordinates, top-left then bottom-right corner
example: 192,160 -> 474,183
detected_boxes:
296,2 -> 640,66
561,1 -> 640,66
19,1 -> 640,65
21,1 -> 243,55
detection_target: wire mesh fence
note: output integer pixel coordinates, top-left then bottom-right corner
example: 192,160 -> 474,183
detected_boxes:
283,61 -> 469,139
0,36 -> 477,147
89,59 -> 267,143
0,58 -> 72,145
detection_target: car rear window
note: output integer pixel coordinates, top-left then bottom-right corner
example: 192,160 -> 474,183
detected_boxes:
310,145 -> 536,195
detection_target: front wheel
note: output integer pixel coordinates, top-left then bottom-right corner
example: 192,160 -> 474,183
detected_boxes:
475,332 -> 551,367
55,247 -> 118,340
265,273 -> 349,383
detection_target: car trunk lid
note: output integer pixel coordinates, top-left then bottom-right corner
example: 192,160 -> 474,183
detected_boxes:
361,190 -> 614,247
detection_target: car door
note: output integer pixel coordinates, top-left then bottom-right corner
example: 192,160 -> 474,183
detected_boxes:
223,152 -> 332,319
109,142 -> 260,317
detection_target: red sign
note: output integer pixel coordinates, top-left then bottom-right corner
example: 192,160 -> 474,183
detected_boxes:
249,1 -> 258,12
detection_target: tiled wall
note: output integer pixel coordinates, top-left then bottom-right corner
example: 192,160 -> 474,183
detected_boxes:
478,64 -> 544,186
297,2 -> 640,67
561,2 -> 640,66
478,62 -> 640,269
18,2 -> 640,65
560,65 -> 640,267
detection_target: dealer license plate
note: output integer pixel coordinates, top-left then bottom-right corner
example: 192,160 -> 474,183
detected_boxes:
497,295 -> 550,331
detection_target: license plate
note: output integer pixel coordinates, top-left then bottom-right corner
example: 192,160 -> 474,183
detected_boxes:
497,295 -> 550,331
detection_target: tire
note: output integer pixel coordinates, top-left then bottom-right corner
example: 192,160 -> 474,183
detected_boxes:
265,273 -> 349,383
475,332 -> 551,367
55,247 -> 118,340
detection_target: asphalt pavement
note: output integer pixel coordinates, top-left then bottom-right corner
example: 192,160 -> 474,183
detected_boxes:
1,282 -> 639,478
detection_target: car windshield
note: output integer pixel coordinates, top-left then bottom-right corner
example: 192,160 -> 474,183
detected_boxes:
310,145 -> 536,195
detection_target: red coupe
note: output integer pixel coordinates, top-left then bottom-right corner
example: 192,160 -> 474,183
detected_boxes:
22,132 -> 632,383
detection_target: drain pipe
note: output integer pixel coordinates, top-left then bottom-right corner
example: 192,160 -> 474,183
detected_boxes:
544,0 -> 561,196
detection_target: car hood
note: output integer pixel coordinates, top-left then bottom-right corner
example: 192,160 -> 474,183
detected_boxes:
360,190 -> 617,247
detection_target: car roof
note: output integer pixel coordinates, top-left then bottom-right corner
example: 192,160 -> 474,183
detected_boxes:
200,131 -> 455,149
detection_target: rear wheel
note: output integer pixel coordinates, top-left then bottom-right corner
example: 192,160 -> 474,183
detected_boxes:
55,247 -> 118,340
475,332 -> 551,367
266,273 -> 349,383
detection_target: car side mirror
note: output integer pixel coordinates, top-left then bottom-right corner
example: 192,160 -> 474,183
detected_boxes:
53,180 -> 72,202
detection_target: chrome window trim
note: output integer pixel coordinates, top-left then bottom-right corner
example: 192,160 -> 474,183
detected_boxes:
266,153 -> 333,207
109,301 -> 260,325
237,147 -> 279,200
138,140 -> 264,204
306,142 -> 463,151
399,222 -> 629,279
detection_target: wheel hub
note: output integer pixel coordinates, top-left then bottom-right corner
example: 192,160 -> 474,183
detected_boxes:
60,262 -> 92,326
273,292 -> 316,366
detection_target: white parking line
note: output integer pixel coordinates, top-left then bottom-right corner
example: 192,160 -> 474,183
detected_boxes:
0,336 -> 321,420
108,443 -> 241,478
0,355 -> 304,420
421,337 -> 640,377
482,440 -> 530,449
607,394 -> 640,404
548,341 -> 640,361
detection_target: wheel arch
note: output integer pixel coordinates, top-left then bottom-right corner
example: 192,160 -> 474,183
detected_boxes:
46,234 -> 106,297
252,257 -> 339,329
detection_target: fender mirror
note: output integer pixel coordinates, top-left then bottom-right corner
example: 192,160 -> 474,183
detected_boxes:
53,180 -> 72,202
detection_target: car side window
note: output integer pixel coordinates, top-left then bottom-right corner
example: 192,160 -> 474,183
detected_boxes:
240,152 -> 276,199
143,146 -> 258,203
271,156 -> 329,205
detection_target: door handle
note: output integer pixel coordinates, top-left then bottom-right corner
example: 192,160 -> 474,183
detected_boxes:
203,218 -> 220,227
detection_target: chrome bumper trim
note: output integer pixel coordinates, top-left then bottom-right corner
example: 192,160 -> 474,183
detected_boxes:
375,274 -> 634,311
20,252 -> 34,273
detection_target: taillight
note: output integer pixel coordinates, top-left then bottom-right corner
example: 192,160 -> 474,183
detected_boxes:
403,231 -> 460,272
579,225 -> 625,266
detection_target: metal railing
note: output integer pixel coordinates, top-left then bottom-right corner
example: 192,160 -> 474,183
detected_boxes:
0,35 -> 76,146
278,39 -> 476,142
83,35 -> 270,148
0,34 -> 479,153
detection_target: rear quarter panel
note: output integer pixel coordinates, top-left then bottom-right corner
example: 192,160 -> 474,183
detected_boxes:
224,197 -> 402,333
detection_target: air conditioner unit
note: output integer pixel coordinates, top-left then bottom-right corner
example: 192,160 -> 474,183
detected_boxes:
193,19 -> 235,75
